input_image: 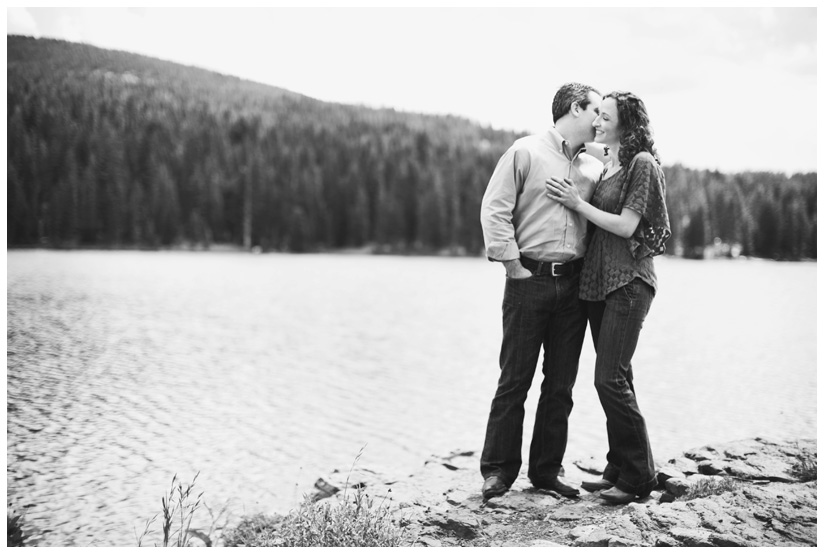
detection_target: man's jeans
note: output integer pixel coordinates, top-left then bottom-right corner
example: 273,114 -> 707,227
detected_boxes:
587,278 -> 657,496
481,271 -> 587,487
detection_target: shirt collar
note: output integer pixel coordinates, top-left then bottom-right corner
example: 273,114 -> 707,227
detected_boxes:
547,127 -> 586,160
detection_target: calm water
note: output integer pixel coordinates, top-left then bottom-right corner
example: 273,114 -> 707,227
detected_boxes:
6,250 -> 817,546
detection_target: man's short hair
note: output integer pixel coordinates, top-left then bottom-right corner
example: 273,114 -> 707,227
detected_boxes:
552,83 -> 600,124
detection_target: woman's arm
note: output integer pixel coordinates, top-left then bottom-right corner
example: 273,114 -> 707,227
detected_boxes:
545,176 -> 642,238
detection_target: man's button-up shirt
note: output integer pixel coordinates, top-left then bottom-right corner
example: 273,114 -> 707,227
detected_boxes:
480,128 -> 604,263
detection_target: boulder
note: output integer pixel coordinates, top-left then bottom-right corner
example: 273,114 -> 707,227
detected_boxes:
656,464 -> 686,487
670,527 -> 714,547
667,456 -> 700,475
698,459 -> 726,475
571,527 -> 611,547
664,477 -> 690,497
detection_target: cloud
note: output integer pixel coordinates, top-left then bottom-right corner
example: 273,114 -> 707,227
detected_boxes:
7,8 -> 40,37
702,8 -> 816,75
6,6 -> 817,173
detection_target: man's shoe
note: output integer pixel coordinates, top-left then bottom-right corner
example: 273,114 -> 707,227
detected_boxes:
482,476 -> 508,500
581,478 -> 615,492
599,486 -> 636,504
532,476 -> 580,497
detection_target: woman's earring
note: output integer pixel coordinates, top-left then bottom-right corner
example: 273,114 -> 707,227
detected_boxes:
603,146 -> 609,157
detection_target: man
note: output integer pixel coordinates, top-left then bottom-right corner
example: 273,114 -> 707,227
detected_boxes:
479,82 -> 604,500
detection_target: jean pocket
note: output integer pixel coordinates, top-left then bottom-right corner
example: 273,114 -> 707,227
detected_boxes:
506,272 -> 535,281
622,280 -> 638,303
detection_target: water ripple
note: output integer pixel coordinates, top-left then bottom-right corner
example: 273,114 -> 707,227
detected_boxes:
7,251 -> 816,546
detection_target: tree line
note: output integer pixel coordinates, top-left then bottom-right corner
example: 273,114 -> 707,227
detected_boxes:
7,36 -> 816,260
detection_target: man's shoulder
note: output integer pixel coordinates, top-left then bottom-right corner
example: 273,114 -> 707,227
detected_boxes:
510,133 -> 543,151
497,134 -> 544,163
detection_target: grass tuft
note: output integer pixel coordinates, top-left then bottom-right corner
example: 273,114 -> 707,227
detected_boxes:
7,505 -> 27,547
223,486 -> 406,547
223,447 -> 408,547
139,448 -> 409,547
681,477 -> 741,501
790,450 -> 817,482
137,472 -> 211,547
220,513 -> 286,547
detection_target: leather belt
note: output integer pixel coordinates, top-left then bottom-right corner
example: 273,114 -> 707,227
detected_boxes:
519,256 -> 583,277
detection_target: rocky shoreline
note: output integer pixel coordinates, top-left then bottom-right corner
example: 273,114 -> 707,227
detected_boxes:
310,437 -> 816,547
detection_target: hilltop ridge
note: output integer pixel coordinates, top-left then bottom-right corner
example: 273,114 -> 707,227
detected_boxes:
7,35 -> 816,260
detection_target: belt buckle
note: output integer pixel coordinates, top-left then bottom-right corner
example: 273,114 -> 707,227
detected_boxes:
551,262 -> 562,277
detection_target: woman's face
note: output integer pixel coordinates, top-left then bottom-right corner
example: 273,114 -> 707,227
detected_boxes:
592,97 -> 621,146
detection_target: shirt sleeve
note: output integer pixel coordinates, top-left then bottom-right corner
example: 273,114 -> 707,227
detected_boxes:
622,154 -> 671,259
479,146 -> 530,261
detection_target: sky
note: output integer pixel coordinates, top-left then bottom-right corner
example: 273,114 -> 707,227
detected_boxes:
5,4 -> 820,175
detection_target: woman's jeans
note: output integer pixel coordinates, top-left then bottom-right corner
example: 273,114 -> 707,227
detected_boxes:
587,278 -> 657,496
480,270 -> 588,487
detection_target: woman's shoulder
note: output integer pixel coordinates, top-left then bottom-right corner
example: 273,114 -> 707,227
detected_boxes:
630,151 -> 659,167
629,151 -> 664,180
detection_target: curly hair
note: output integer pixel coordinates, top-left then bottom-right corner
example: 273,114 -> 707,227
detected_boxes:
552,82 -> 600,124
604,91 -> 660,167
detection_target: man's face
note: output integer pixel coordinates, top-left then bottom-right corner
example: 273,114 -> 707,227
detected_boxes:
579,92 -> 602,142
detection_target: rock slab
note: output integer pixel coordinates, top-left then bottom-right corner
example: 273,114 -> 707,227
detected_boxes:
308,438 -> 816,547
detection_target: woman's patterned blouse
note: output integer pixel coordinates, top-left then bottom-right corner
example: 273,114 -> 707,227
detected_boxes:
579,151 -> 671,301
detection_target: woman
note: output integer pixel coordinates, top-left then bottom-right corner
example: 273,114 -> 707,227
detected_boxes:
545,91 -> 671,504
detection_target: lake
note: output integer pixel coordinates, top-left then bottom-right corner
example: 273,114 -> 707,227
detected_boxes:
6,250 -> 817,546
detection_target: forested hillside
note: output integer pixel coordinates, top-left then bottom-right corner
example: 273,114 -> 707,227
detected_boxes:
7,36 -> 816,260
